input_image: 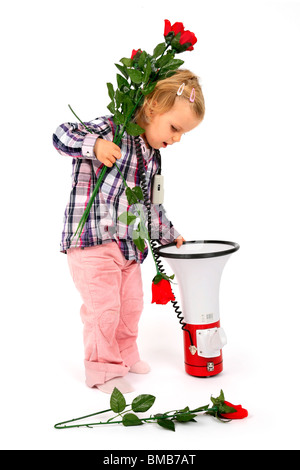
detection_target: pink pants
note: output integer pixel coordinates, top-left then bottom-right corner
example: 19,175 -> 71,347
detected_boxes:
67,242 -> 143,387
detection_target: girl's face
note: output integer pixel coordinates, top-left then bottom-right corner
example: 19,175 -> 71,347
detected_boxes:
141,98 -> 202,150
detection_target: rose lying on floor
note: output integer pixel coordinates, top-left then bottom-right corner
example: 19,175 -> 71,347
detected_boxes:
54,388 -> 248,430
205,390 -> 248,421
220,401 -> 248,419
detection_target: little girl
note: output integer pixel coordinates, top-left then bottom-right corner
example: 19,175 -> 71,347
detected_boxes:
53,69 -> 205,393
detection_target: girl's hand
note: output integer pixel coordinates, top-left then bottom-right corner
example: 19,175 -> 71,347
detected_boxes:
175,236 -> 185,248
94,138 -> 122,167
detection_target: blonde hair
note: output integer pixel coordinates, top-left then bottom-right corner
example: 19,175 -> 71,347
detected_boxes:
135,69 -> 205,124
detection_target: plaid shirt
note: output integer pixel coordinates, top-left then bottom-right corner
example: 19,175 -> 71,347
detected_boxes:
52,115 -> 179,263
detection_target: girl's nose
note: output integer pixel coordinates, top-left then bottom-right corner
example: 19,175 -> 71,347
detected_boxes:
173,133 -> 182,143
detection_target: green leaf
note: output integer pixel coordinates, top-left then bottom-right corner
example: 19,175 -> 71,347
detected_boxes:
120,57 -> 133,67
115,90 -> 125,108
117,74 -> 130,91
152,273 -> 163,284
154,413 -> 167,419
175,412 -> 197,423
218,403 -> 237,414
135,222 -> 148,240
107,82 -> 115,101
131,186 -> 144,201
179,406 -> 190,413
143,60 -> 152,84
114,110 -> 125,125
157,69 -> 177,80
115,63 -> 129,80
142,81 -> 157,96
118,211 -> 137,226
160,59 -> 184,74
107,101 -> 115,114
153,42 -> 166,58
127,69 -> 143,84
156,53 -> 173,68
138,50 -> 147,69
192,404 -> 210,413
157,418 -> 175,432
123,96 -> 136,117
152,273 -> 175,284
209,390 -> 237,415
132,394 -> 156,413
110,387 -> 126,413
122,413 -> 143,427
133,233 -> 145,253
125,187 -> 139,205
211,390 -> 225,407
125,121 -> 145,136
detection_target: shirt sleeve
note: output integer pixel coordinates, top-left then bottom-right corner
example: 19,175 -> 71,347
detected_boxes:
52,117 -> 113,159
150,204 -> 181,245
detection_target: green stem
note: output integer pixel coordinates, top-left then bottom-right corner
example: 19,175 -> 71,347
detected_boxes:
160,44 -> 170,59
72,164 -> 108,244
68,104 -> 94,134
54,404 -> 132,429
114,164 -> 128,188
54,406 -> 213,429
54,407 -> 113,429
55,420 -> 123,429
131,202 -> 160,274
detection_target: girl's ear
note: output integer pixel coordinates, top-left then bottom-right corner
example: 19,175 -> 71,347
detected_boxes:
145,100 -> 157,121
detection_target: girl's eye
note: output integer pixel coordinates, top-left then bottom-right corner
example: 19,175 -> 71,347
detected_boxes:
171,125 -> 178,132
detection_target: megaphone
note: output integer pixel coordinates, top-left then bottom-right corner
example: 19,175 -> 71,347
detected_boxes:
156,240 -> 239,377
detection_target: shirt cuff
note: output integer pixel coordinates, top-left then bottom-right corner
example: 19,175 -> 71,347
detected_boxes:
81,133 -> 99,159
160,226 -> 181,245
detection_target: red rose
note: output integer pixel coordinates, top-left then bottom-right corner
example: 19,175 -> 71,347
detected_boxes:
164,19 -> 197,51
164,20 -> 184,37
152,279 -> 175,305
164,19 -> 172,36
220,401 -> 248,420
179,30 -> 197,51
131,49 -> 142,59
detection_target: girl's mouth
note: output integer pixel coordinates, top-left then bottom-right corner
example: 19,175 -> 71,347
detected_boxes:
162,142 -> 168,148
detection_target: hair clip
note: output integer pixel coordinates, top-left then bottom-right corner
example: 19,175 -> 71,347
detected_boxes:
189,88 -> 195,103
177,83 -> 185,96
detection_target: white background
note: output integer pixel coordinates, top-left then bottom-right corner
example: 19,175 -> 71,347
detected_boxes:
1,0 -> 299,451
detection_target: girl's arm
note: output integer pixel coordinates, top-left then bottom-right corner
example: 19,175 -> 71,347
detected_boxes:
53,120 -> 102,159
150,204 -> 182,246
52,117 -> 120,165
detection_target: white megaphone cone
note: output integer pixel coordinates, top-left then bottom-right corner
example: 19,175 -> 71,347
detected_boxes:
156,240 -> 239,377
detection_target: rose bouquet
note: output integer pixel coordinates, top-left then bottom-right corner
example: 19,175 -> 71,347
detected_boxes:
70,20 -> 197,305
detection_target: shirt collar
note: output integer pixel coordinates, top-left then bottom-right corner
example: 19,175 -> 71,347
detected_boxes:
137,134 -> 155,162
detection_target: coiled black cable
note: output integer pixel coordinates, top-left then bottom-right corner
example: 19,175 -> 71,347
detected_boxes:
134,136 -> 194,348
